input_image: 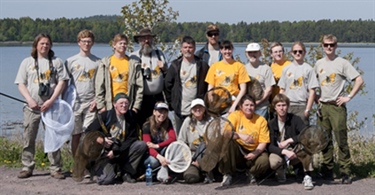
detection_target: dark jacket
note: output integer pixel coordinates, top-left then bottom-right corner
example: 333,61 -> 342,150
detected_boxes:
164,55 -> 209,116
86,109 -> 138,156
267,113 -> 306,156
195,42 -> 222,64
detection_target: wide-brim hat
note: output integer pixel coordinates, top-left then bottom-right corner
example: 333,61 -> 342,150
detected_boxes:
133,27 -> 156,43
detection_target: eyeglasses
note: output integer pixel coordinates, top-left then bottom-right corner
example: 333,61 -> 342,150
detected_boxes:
292,50 -> 303,55
323,43 -> 336,48
207,32 -> 219,37
80,40 -> 93,44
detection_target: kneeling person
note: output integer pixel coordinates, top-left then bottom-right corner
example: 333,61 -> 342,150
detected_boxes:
268,94 -> 314,190
86,93 -> 147,185
219,95 -> 270,186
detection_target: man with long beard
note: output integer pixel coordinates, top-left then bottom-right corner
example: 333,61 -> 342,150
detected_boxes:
130,28 -> 168,127
164,36 -> 209,135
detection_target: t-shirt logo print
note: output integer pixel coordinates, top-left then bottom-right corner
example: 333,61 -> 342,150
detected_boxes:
321,73 -> 336,86
78,69 -> 96,82
185,76 -> 197,88
289,76 -> 303,89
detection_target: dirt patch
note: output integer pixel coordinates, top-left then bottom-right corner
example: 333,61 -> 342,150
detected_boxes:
1,166 -> 375,195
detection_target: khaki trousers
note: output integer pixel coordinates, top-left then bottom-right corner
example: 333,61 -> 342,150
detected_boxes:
21,107 -> 62,173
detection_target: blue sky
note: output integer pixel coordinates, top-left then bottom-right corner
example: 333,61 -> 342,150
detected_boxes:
0,0 -> 374,24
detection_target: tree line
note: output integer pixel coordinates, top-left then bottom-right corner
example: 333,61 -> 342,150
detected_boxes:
0,15 -> 374,43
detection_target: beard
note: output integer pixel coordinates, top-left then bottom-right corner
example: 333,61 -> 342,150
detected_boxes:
141,44 -> 153,55
183,52 -> 192,58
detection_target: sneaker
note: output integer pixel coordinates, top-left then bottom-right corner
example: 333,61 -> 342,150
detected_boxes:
51,171 -> 66,179
220,174 -> 232,186
17,170 -> 32,179
162,176 -> 177,185
122,173 -> 136,183
276,167 -> 286,183
303,175 -> 314,190
341,175 -> 352,184
203,172 -> 215,184
245,170 -> 256,184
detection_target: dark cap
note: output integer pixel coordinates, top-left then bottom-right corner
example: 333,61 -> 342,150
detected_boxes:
114,92 -> 129,102
206,24 -> 220,34
133,27 -> 156,43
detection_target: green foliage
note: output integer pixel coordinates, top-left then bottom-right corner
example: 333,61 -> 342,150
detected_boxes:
1,16 -> 374,44
120,0 -> 179,52
0,137 -> 74,172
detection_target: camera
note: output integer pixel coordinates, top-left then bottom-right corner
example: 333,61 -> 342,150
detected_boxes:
143,67 -> 151,80
38,83 -> 50,97
109,137 -> 122,157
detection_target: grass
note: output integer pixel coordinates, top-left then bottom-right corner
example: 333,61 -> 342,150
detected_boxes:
1,124 -> 375,178
0,137 -> 74,172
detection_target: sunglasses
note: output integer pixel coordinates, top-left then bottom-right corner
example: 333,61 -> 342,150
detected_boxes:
292,50 -> 303,55
323,43 -> 336,48
207,32 -> 219,37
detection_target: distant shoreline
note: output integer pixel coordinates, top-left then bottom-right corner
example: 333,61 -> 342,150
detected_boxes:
1,41 -> 375,48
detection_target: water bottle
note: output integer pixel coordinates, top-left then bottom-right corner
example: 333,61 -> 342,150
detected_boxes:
146,164 -> 152,186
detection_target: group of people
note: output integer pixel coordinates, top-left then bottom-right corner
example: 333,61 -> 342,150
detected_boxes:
14,23 -> 364,191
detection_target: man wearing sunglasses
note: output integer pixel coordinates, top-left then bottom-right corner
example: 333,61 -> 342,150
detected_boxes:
196,24 -> 222,66
314,34 -> 364,184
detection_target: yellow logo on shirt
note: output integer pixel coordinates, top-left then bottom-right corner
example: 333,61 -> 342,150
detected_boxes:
289,76 -> 303,89
321,73 -> 336,86
78,69 -> 96,82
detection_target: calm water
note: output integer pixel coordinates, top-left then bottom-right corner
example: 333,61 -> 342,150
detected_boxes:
1,44 -> 374,137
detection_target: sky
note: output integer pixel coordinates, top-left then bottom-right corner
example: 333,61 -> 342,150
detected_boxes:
0,0 -> 374,24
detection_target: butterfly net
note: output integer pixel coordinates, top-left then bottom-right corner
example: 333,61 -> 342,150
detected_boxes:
298,125 -> 329,155
165,141 -> 192,173
199,117 -> 235,172
247,76 -> 264,100
72,131 -> 105,182
204,87 -> 232,117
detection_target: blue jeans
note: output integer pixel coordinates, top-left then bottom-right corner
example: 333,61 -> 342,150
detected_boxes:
255,107 -> 269,121
144,147 -> 167,170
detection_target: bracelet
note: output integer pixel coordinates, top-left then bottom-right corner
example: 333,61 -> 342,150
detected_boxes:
348,95 -> 352,99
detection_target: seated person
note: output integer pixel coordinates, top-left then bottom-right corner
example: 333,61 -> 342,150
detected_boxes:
142,102 -> 176,183
219,94 -> 270,186
85,93 -> 147,185
267,94 -> 314,190
178,98 -> 213,184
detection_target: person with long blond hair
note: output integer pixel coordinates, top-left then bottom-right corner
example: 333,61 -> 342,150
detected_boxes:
142,102 -> 176,183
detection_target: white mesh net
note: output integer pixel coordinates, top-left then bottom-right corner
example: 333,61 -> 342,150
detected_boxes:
41,99 -> 74,153
165,141 -> 191,173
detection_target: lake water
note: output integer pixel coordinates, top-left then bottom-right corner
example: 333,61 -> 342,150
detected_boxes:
1,44 -> 374,138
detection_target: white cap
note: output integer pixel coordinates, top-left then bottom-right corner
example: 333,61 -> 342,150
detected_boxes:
154,102 -> 169,110
190,98 -> 205,109
245,43 -> 261,52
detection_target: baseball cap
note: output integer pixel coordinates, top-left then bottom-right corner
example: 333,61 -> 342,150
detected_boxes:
245,43 -> 261,52
191,98 -> 205,109
154,102 -> 169,110
114,92 -> 129,102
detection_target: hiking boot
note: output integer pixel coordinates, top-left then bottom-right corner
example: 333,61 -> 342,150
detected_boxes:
51,171 -> 66,179
122,173 -> 136,183
17,170 -> 32,179
276,167 -> 286,183
341,175 -> 352,184
317,171 -> 334,181
303,175 -> 314,190
221,174 -> 232,186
